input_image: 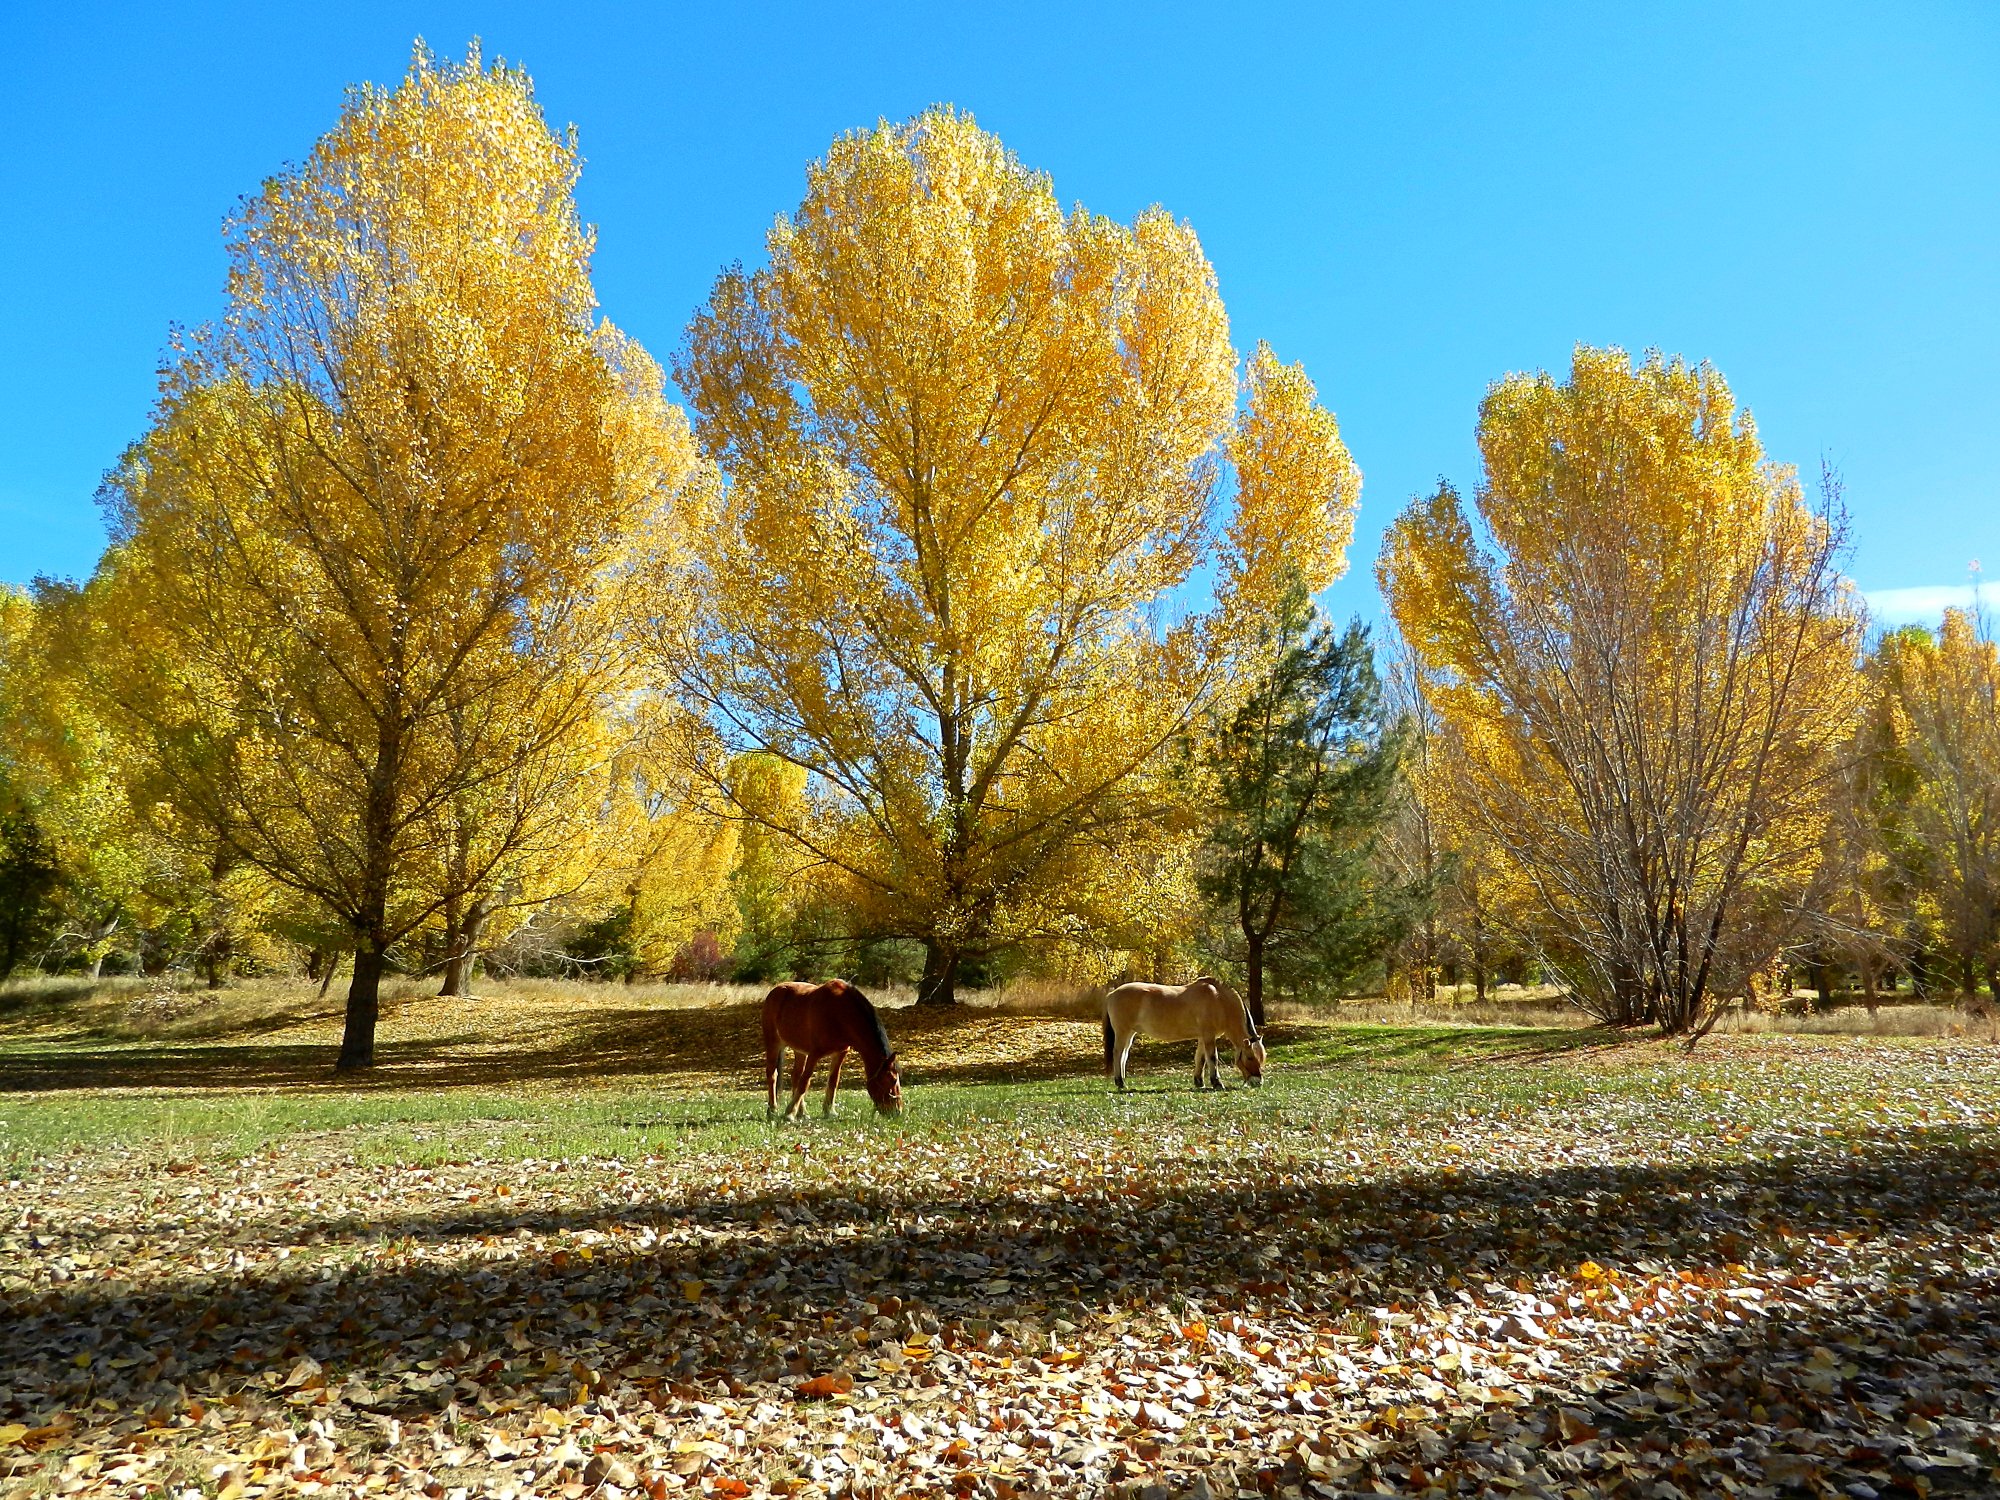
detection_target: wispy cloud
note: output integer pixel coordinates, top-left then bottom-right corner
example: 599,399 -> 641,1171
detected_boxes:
1863,583 -> 1998,626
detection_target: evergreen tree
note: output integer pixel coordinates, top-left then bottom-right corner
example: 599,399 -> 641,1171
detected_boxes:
1197,588 -> 1414,1023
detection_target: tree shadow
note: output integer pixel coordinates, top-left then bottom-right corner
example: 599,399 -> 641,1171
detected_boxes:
0,988 -> 1621,1102
9,1131 -> 1995,1493
0,1003 -> 1258,1095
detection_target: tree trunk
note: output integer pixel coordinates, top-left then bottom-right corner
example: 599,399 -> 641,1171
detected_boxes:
917,940 -> 960,1008
1861,960 -> 1879,1015
1609,963 -> 1646,1026
317,952 -> 342,1001
1962,954 -> 1980,1002
1244,934 -> 1267,1030
341,713 -> 403,1071
87,951 -> 106,981
439,896 -> 488,997
435,892 -> 462,996
339,942 -> 385,1071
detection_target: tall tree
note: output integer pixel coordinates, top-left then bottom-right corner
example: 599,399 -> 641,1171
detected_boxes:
1196,588 -> 1411,1024
1872,611 -> 2000,1003
669,109 -> 1358,1005
95,46 -> 699,1067
1381,347 -> 1864,1035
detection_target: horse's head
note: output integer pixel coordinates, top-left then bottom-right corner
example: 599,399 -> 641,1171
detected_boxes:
866,1053 -> 904,1115
1238,1031 -> 1266,1086
1201,976 -> 1267,1088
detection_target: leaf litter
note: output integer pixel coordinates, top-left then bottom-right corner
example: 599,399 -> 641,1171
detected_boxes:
2,1033 -> 1998,1498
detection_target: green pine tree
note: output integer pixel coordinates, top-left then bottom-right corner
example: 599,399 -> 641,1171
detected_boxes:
1197,587 -> 1418,1023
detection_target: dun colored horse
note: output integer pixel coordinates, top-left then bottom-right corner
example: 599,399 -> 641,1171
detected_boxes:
763,979 -> 904,1119
1103,976 -> 1265,1091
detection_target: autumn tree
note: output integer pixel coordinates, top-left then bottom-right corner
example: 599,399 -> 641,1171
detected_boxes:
1791,657 -> 1921,1009
722,753 -> 813,981
1195,587 -> 1411,1024
0,599 -> 62,977
1870,611 -> 2000,1004
1381,347 -> 1864,1034
669,109 -> 1358,1005
1380,652 -> 1523,1005
96,46 -> 700,1067
0,583 -> 172,978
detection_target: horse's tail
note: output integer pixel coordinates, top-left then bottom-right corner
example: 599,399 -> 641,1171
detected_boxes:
1102,1012 -> 1116,1074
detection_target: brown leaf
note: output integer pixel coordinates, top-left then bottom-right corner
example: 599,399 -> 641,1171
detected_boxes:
1556,1407 -> 1599,1443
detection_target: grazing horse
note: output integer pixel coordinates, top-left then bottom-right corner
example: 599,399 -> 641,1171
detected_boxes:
1103,976 -> 1265,1092
763,980 -> 903,1119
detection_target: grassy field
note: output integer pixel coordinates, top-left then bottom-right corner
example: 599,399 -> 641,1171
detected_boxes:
2,978 -> 1997,1497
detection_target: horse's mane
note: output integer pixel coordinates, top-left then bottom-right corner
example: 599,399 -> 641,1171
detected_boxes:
847,983 -> 894,1062
1196,974 -> 1258,1039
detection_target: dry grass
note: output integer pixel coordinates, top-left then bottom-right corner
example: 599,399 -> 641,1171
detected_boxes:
1313,986 -> 1586,1030
974,975 -> 1102,1017
1705,998 -> 2000,1041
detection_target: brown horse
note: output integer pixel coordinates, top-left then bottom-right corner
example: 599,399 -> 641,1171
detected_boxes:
763,980 -> 904,1119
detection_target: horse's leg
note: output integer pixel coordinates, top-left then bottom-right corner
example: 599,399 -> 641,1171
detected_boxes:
822,1048 -> 847,1116
764,1023 -> 782,1119
1116,1028 -> 1138,1092
1191,1038 -> 1209,1091
1208,1036 -> 1224,1089
785,1051 -> 814,1120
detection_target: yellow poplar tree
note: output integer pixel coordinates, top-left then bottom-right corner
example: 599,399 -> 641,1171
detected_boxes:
1872,610 -> 2000,1001
1381,346 -> 1863,1034
669,109 -> 1358,1004
98,46 -> 701,1067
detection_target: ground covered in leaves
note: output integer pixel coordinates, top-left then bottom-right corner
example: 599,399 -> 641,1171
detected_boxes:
3,987 -> 1998,1498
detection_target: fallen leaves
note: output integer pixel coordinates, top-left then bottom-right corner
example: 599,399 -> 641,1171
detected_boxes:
2,1032 -> 1998,1497
794,1374 -> 854,1401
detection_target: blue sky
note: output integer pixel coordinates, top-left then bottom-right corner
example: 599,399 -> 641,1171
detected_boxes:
3,3 -> 1995,625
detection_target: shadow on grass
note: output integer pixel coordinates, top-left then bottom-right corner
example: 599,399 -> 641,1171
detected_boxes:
6,1132 -> 1995,1490
0,1003 -> 1466,1096
1281,1023 -> 1623,1070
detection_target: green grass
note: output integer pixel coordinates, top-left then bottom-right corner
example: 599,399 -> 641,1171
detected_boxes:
6,1012 -> 1967,1174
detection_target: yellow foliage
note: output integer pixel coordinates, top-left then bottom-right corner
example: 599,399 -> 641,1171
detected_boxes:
669,108 -> 1356,998
1380,346 -> 1863,1029
91,45 -> 702,1060
1870,609 -> 2000,990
